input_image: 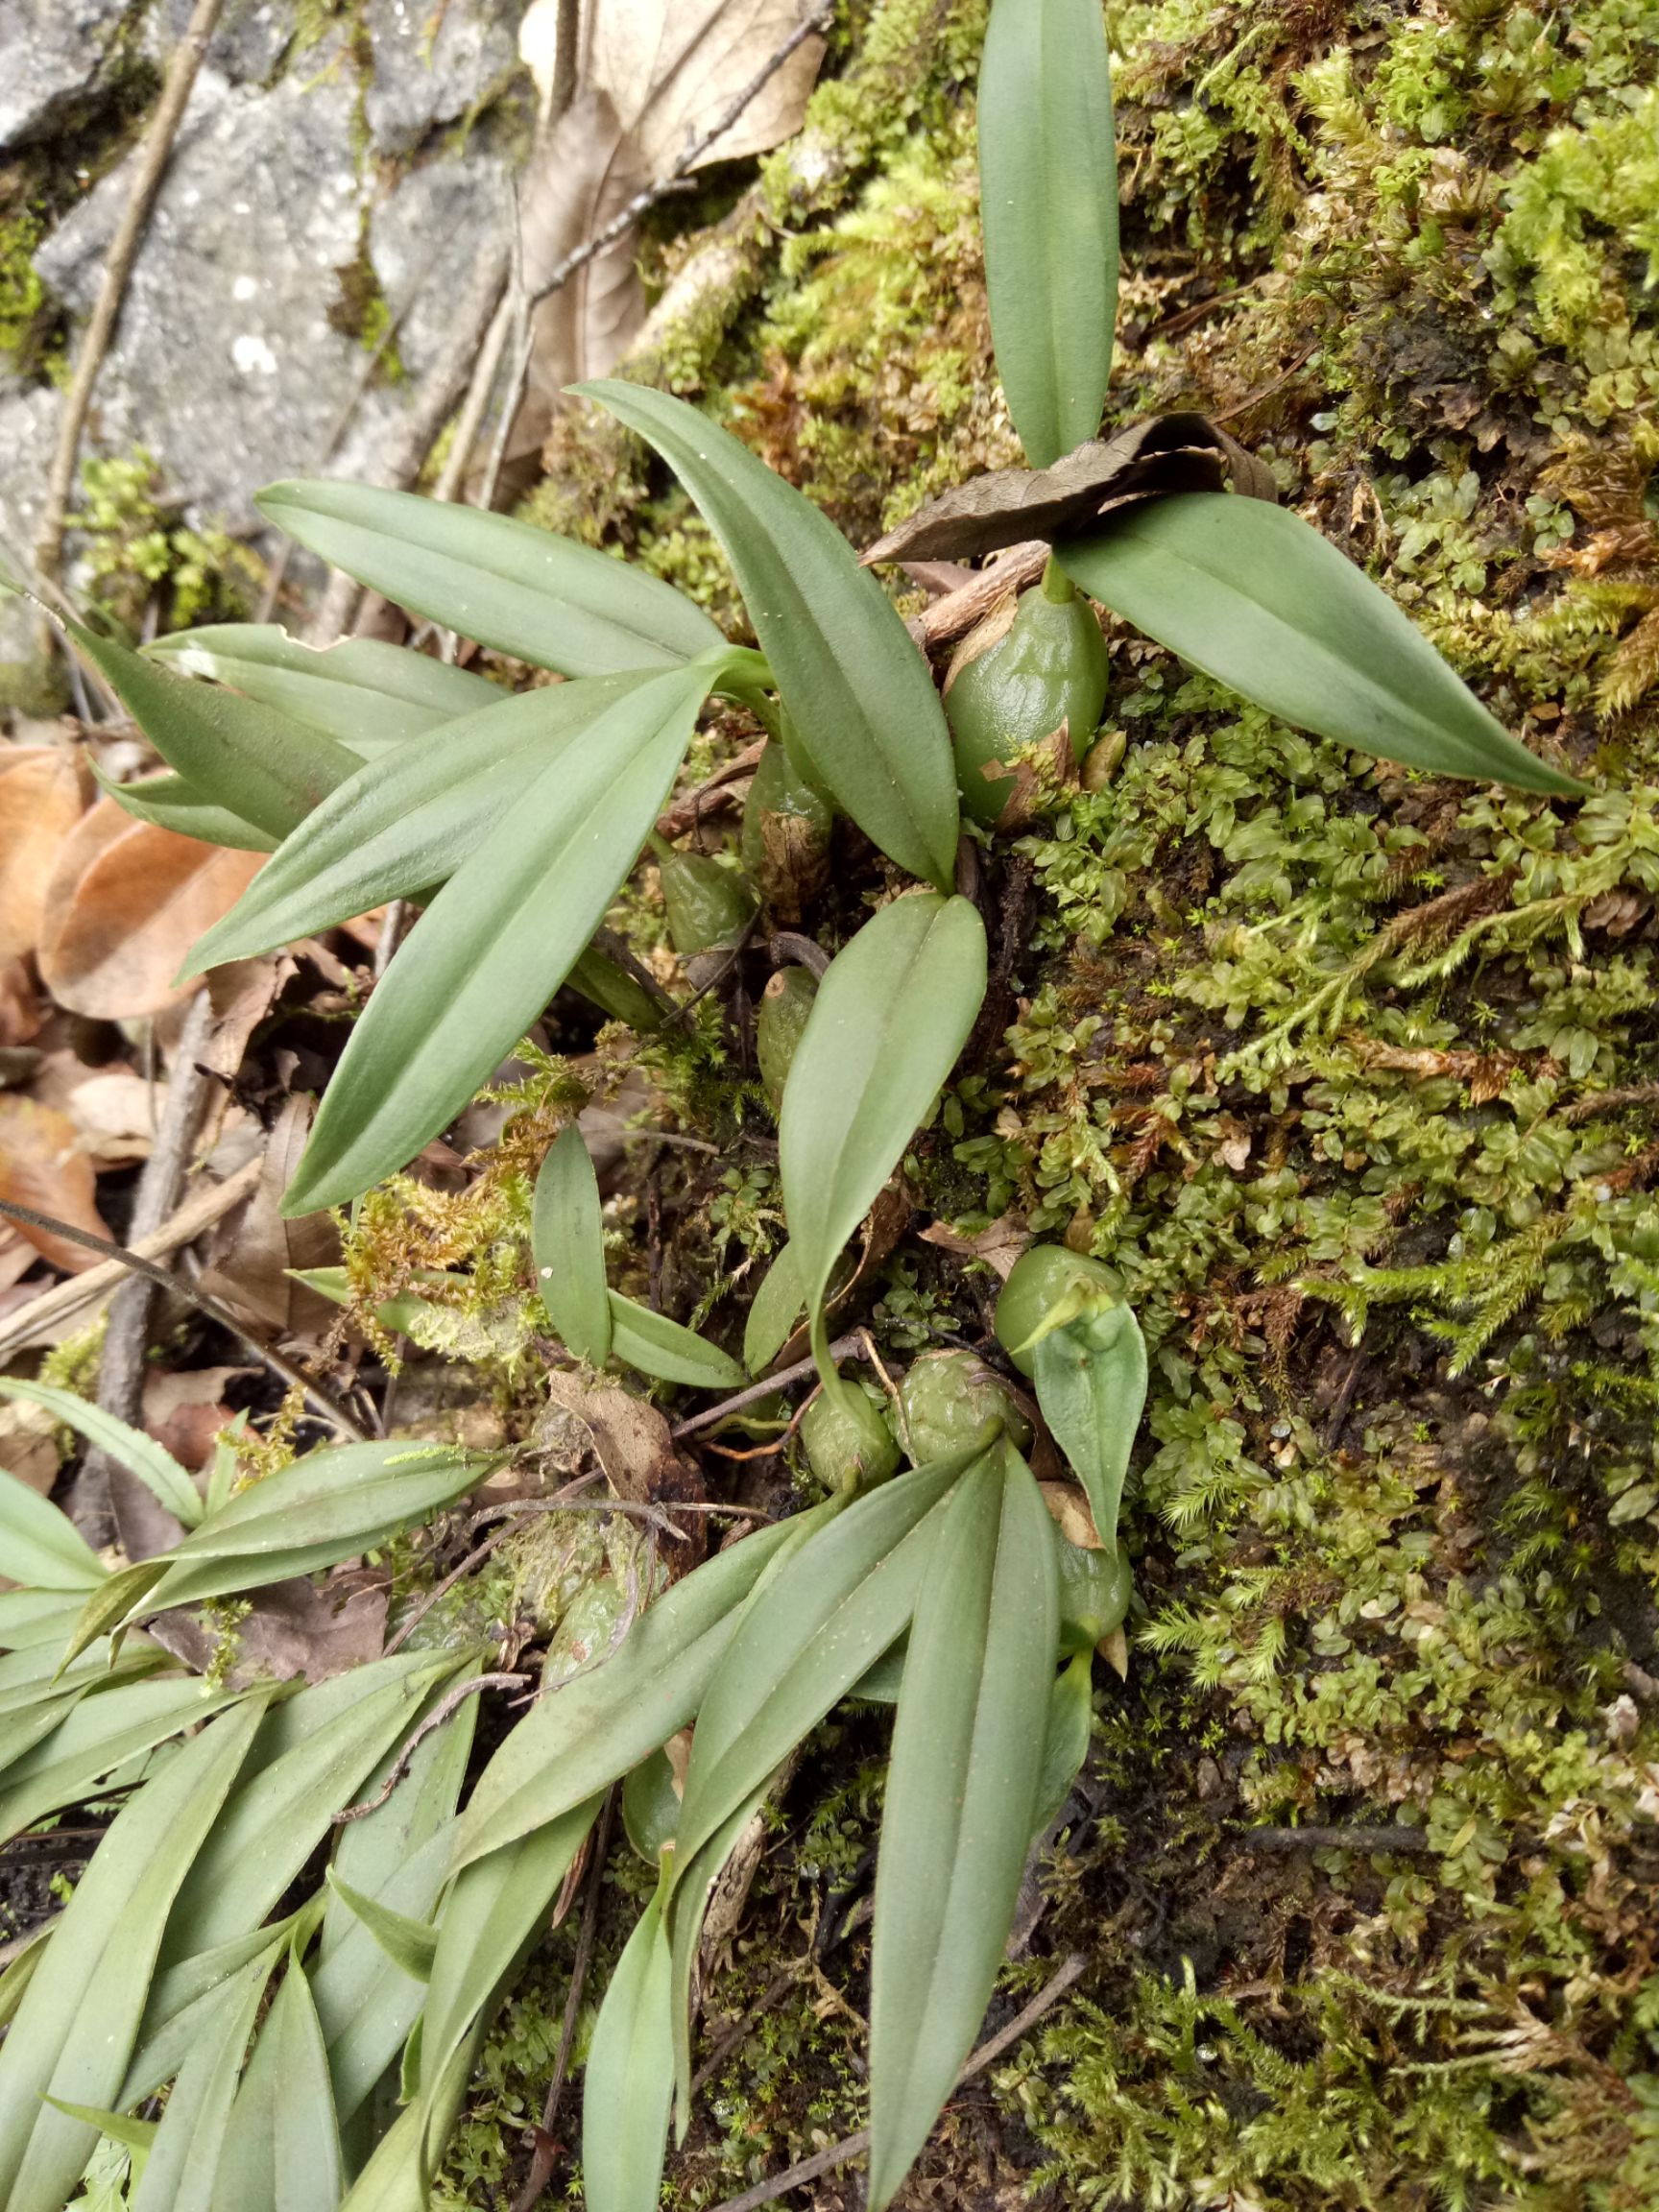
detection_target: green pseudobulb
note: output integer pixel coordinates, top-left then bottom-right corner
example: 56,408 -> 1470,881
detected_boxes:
757,966 -> 818,1109
995,1244 -> 1119,1378
898,1349 -> 1033,1462
944,568 -> 1108,825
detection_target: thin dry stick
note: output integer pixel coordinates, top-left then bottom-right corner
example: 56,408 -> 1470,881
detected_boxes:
512,1781 -> 617,2212
904,539 -> 1050,654
77,991 -> 215,1535
36,0 -> 226,617
333,1673 -> 528,1823
0,1154 -> 263,1359
672,1333 -> 861,1441
705,1954 -> 1090,2212
0,1195 -> 368,1440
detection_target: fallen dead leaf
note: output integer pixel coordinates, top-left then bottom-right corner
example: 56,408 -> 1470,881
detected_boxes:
504,88 -> 652,486
0,1394 -> 60,1498
142,1365 -> 254,1472
0,960 -> 41,1047
863,413 -> 1279,566
1038,1479 -> 1101,1551
0,745 -> 90,966
37,800 -> 263,1020
581,0 -> 827,178
198,1094 -> 340,1341
541,1368 -> 708,1578
156,1569 -> 388,1684
917,1211 -> 1030,1283
60,1068 -> 167,1166
0,1094 -> 112,1272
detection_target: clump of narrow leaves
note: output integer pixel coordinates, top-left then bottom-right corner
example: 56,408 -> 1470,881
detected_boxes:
0,0 -> 1595,2205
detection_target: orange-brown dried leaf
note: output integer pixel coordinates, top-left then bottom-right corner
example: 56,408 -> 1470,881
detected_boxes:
0,745 -> 90,966
38,800 -> 263,1020
0,1093 -> 111,1272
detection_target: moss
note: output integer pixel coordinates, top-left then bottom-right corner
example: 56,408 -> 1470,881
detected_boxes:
0,207 -> 49,363
410,1 -> 1659,2202
70,449 -> 265,637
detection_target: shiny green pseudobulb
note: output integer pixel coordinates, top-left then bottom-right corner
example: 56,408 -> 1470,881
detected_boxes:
995,1244 -> 1119,1378
897,1349 -> 1032,1464
943,569 -> 1108,826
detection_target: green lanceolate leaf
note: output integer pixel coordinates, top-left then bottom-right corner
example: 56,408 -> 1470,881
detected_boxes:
0,1695 -> 264,2212
0,1675 -> 240,1847
742,1239 -> 803,1375
0,1467 -> 108,1591
186,674 -> 650,976
674,1454 -> 975,1876
148,625 -> 500,752
0,1591 -> 87,1653
583,1876 -> 675,2212
139,1445 -> 497,1614
1030,1303 -> 1147,1557
979,0 -> 1118,469
580,379 -> 961,890
325,1872 -> 438,1980
282,661 -> 715,1214
156,1654 -> 462,1966
1059,495 -> 1589,796
256,480 -> 726,676
1031,1648 -> 1094,1837
60,1560 -> 173,1672
0,1378 -> 203,1528
421,1804 -> 598,2108
64,617 -> 363,841
314,1832 -> 454,2123
324,1677 -> 477,1962
868,1446 -> 1058,2211
209,1960 -> 344,2212
664,1785 -> 769,2133
779,895 -> 986,1375
532,1123 -> 612,1364
608,1292 -> 745,1389
130,1952 -> 272,2212
452,1506 -> 830,1869
93,764 -> 277,853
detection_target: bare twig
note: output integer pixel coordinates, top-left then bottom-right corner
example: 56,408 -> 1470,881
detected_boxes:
705,1954 -> 1089,2212
512,1781 -> 617,2212
36,0 -> 226,624
904,540 -> 1049,655
74,993 -> 215,1540
671,1333 -> 861,1441
0,1195 -> 368,1440
656,738 -> 769,840
0,1154 -> 263,1359
332,1673 -> 528,1822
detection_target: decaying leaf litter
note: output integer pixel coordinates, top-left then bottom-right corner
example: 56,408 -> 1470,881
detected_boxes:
0,0 -> 1654,2202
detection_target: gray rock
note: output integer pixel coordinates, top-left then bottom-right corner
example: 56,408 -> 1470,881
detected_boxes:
144,0 -> 298,85
35,64 -> 375,532
0,0 -> 131,151
367,154 -> 513,386
364,0 -> 520,154
0,386 -> 63,682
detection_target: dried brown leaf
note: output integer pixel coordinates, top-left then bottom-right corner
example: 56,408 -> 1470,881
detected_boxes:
0,1094 -> 111,1273
0,960 -> 42,1048
916,1211 -> 1030,1283
864,413 -> 1279,566
0,1394 -> 59,1498
198,1095 -> 339,1340
37,800 -> 263,1020
156,1570 -> 388,1684
0,745 -> 90,967
541,1368 -> 708,1578
142,1366 -> 254,1472
581,0 -> 826,178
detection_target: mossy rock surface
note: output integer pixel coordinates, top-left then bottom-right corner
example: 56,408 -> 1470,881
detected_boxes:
349,4 -> 1659,2203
